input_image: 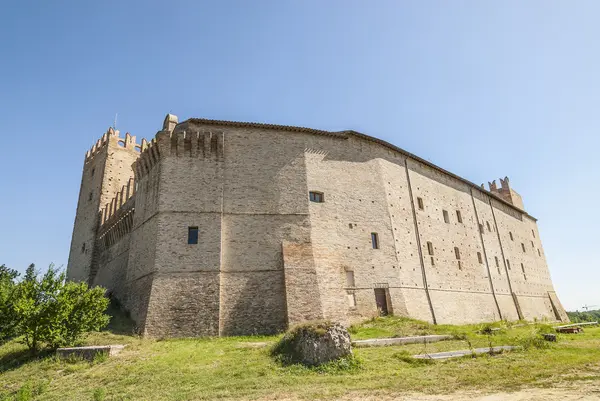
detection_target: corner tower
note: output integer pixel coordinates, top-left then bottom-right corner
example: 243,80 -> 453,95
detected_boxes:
67,128 -> 142,283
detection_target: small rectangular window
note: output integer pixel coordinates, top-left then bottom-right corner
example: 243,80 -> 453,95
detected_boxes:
506,259 -> 511,270
524,274 -> 527,281
531,240 -> 534,248
538,248 -> 541,256
486,221 -> 491,232
88,192 -> 93,201
456,210 -> 462,223
427,241 -> 434,256
454,247 -> 460,260
532,229 -> 535,238
346,271 -> 355,287
81,243 -> 86,253
495,256 -> 499,267
521,263 -> 525,273
91,168 -> 95,177
347,292 -> 356,308
509,232 -> 513,241
521,243 -> 526,253
417,197 -> 424,210
371,233 -> 379,249
188,226 -> 199,244
443,210 -> 449,223
309,191 -> 324,203
430,256 -> 435,266
458,260 -> 462,270
477,252 -> 483,264
479,223 -> 484,234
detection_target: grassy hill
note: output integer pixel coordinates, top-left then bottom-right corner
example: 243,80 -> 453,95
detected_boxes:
1,313 -> 600,400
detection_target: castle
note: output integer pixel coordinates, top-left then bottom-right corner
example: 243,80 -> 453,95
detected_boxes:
67,114 -> 568,337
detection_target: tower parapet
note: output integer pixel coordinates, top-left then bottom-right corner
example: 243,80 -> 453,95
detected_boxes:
132,114 -> 225,180
487,176 -> 525,210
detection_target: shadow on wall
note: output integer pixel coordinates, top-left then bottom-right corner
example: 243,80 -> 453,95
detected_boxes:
220,271 -> 288,336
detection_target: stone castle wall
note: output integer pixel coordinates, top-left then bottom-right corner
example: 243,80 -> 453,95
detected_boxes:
67,115 -> 568,337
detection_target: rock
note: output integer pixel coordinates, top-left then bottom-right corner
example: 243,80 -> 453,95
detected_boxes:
271,321 -> 352,366
543,333 -> 557,342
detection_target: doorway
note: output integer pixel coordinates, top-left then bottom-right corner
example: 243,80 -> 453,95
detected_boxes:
374,288 -> 389,316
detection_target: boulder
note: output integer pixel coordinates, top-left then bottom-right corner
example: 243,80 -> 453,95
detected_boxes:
271,321 -> 352,366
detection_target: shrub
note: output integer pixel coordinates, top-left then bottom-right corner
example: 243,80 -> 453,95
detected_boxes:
0,264 -> 19,342
12,264 -> 110,353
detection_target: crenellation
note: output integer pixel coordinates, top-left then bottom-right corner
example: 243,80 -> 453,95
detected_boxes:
67,113 -> 568,338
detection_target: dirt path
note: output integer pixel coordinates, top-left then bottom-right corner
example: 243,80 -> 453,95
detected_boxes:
267,382 -> 600,401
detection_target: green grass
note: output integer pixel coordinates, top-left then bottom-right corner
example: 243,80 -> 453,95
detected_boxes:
1,315 -> 600,400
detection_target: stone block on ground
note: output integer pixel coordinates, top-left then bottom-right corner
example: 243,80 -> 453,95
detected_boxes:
56,345 -> 125,361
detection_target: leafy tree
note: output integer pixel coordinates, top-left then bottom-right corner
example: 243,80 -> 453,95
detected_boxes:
23,263 -> 36,282
0,264 -> 20,342
13,264 -> 110,353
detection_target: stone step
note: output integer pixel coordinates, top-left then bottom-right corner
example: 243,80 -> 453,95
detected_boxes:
352,334 -> 452,347
413,345 -> 518,360
56,345 -> 125,361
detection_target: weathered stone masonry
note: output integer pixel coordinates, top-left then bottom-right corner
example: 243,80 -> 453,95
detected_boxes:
67,114 -> 569,337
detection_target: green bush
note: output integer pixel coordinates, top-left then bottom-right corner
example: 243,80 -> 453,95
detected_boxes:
0,264 -> 20,342
9,264 -> 110,353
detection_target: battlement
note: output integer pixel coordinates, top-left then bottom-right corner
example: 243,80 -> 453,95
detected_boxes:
132,114 -> 225,179
100,177 -> 136,225
485,176 -> 525,210
85,127 -> 143,163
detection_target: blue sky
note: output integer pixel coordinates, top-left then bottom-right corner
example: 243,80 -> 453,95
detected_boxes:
0,1 -> 597,311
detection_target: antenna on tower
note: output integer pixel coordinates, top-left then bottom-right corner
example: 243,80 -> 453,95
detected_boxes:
113,113 -> 118,130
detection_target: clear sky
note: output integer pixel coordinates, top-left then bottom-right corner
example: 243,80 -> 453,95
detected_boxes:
0,1 -> 598,311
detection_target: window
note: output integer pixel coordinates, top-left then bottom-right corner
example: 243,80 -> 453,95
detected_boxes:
371,233 -> 379,249
91,168 -> 95,177
454,247 -> 461,260
347,292 -> 356,308
456,210 -> 462,223
521,243 -> 526,253
430,257 -> 435,266
477,252 -> 483,264
458,261 -> 463,270
88,192 -> 93,201
509,231 -> 513,241
521,263 -> 525,273
494,256 -> 499,267
443,210 -> 449,223
188,226 -> 199,244
506,259 -> 511,270
417,197 -> 424,210
427,241 -> 434,255
346,271 -> 355,287
479,223 -> 484,234
486,221 -> 491,232
309,191 -> 324,203
532,229 -> 535,238
81,243 -> 86,253
531,240 -> 534,248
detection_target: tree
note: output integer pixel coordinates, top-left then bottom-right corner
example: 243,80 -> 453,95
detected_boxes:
0,264 -> 19,342
12,264 -> 110,353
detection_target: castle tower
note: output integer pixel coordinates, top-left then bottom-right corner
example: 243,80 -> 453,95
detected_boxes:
487,177 -> 525,210
67,128 -> 141,283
